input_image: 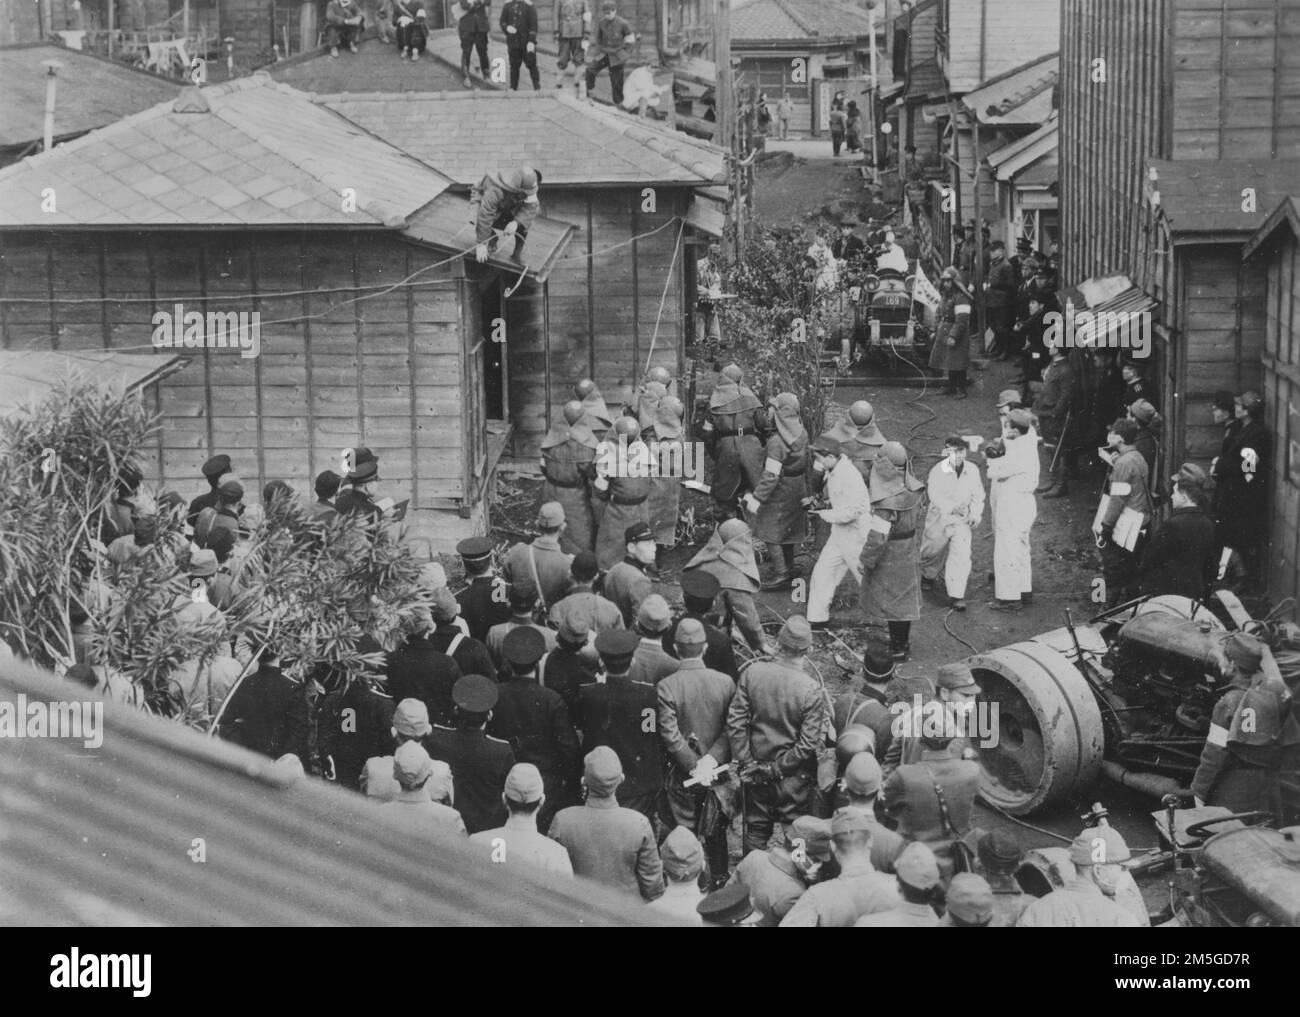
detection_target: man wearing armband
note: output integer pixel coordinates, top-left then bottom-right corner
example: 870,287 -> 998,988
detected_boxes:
1092,418 -> 1152,608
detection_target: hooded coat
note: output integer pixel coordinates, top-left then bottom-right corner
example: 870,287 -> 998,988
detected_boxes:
471,169 -> 539,251
684,522 -> 765,649
859,457 -> 925,622
541,415 -> 598,554
593,439 -> 652,569
645,395 -> 684,546
820,415 -> 886,483
928,288 -> 972,373
705,378 -> 764,503
752,397 -> 809,545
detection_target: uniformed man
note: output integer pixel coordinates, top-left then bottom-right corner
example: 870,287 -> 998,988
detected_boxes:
628,594 -> 679,684
1120,360 -> 1156,409
487,627 -> 581,831
455,536 -> 511,643
987,407 -> 1039,611
426,674 -> 517,835
574,629 -> 664,823
334,447 -> 383,522
650,828 -> 707,924
501,502 -> 574,612
600,523 -> 656,626
1093,418 -> 1153,608
833,752 -> 906,874
187,453 -> 233,526
703,364 -> 764,520
830,646 -> 896,761
683,518 -> 767,652
1192,632 -> 1281,813
361,698 -> 434,802
310,660 -> 396,791
426,587 -> 496,686
593,415 -> 653,569
1224,390 -> 1270,582
859,442 -> 926,661
728,616 -> 829,854
469,763 -> 574,877
884,730 -> 981,881
974,829 -> 1029,927
882,661 -> 979,780
658,618 -> 736,881
646,394 -> 685,556
921,435 -> 985,611
1128,398 -> 1161,490
574,378 -> 613,442
742,392 -> 808,591
927,267 -> 973,398
387,620 -> 463,729
380,741 -> 468,840
939,873 -> 996,927
1033,344 -> 1076,498
729,815 -> 829,926
548,746 -> 665,902
818,400 -> 886,483
537,614 -> 600,710
662,569 -> 740,682
541,400 -> 599,554
549,550 -> 624,635
311,469 -> 341,524
983,240 -> 1017,360
487,579 -> 557,671
854,841 -> 942,927
1016,826 -> 1144,927
697,882 -> 756,926
780,810 -> 899,927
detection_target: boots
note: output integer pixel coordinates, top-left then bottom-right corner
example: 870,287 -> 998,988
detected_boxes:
761,544 -> 796,591
1042,483 -> 1068,498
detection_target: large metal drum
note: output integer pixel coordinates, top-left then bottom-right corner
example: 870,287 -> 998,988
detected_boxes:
967,641 -> 1106,815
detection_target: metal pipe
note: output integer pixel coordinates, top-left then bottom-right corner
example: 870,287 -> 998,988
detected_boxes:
42,61 -> 60,153
1102,760 -> 1185,800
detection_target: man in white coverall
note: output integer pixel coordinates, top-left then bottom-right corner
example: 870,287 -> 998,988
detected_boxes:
985,408 -> 1039,611
806,437 -> 876,631
920,435 -> 985,611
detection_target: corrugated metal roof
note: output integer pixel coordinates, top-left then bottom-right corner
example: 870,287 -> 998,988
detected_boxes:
0,658 -> 681,926
0,351 -> 187,420
962,53 -> 1058,125
1058,274 -> 1157,316
0,75 -> 453,229
1149,159 -> 1300,242
316,91 -> 728,187
987,112 -> 1057,174
0,42 -> 182,149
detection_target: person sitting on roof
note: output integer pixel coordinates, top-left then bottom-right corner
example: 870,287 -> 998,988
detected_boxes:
471,167 -> 543,264
326,0 -> 365,58
393,0 -> 428,61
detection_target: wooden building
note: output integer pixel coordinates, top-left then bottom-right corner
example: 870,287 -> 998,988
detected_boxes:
316,89 -> 727,457
0,76 -> 573,552
1244,197 -> 1300,607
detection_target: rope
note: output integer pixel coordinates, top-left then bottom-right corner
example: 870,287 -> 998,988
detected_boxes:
942,606 -> 982,655
643,216 -> 687,375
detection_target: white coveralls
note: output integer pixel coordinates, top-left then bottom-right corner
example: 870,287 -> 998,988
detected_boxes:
920,458 -> 985,599
986,428 -> 1039,601
807,456 -> 874,623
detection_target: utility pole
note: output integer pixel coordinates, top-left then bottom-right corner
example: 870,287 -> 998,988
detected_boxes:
714,0 -> 741,261
971,118 -> 986,348
867,0 -> 878,183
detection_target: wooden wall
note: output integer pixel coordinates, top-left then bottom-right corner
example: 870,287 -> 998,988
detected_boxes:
1169,0 -> 1300,160
1259,224 -> 1300,606
943,0 -> 1060,95
506,185 -> 689,456
0,229 -> 470,513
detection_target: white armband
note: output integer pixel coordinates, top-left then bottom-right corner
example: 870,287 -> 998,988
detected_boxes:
1206,723 -> 1229,748
763,457 -> 783,476
593,475 -> 609,492
867,515 -> 892,535
702,420 -> 715,432
954,304 -> 971,315
1109,481 -> 1132,496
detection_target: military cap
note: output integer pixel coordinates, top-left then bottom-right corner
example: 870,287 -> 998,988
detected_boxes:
537,501 -> 566,528
896,842 -> 941,890
680,568 -> 721,602
503,626 -> 547,668
452,674 -> 498,714
937,662 -> 981,694
995,389 -> 1022,408
188,548 -> 219,578
1173,462 -> 1208,492
218,476 -> 244,499
836,725 -> 876,766
787,815 -> 833,860
430,586 -> 460,623
1129,398 -> 1157,424
201,454 -> 232,480
1006,408 -> 1034,433
1069,825 -> 1130,866
843,750 -> 883,796
636,594 -> 672,634
778,615 -> 813,652
346,446 -> 379,483
557,610 -> 591,645
697,883 -> 754,926
1223,631 -> 1264,674
456,536 -> 494,562
946,873 -> 995,924
571,551 -> 599,581
504,762 -> 545,804
674,617 -> 707,645
624,521 -> 655,545
831,809 -> 876,837
812,435 -> 843,457
863,644 -> 895,682
583,746 -> 624,795
392,698 -> 432,738
977,829 -> 1023,871
595,628 -> 640,665
661,827 -> 705,881
393,741 -> 434,786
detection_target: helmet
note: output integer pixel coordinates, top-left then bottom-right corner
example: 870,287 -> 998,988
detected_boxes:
836,724 -> 876,766
718,518 -> 749,542
848,400 -> 874,426
940,266 -> 960,283
613,415 -> 640,439
575,378 -> 597,399
647,366 -> 672,386
507,166 -> 540,196
772,392 -> 799,413
880,441 -> 908,467
721,364 -> 744,384
562,399 -> 585,426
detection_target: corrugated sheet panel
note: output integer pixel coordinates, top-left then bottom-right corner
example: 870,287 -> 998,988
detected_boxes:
0,351 -> 187,420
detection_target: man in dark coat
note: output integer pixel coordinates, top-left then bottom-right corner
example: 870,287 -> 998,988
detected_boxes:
471,166 -> 540,264
744,392 -> 808,591
1094,419 -> 1153,608
218,656 -> 307,760
311,667 -> 395,790
1128,398 -> 1161,491
600,523 -> 656,625
703,364 -> 764,520
1090,351 -> 1127,448
1033,345 -> 1076,498
592,416 -> 654,569
537,614 -> 600,710
859,443 -> 925,662
983,240 -> 1017,359
388,619 -> 464,728
187,453 -> 232,527
584,0 -> 635,106
426,675 -> 516,834
488,628 -> 581,831
883,731 -> 981,882
1121,360 -> 1157,408
550,550 -> 624,633
540,399 -> 598,553
573,629 -> 663,824
426,588 -> 496,684
554,0 -> 592,96
457,0 -> 492,85
1011,295 -> 1050,401
663,569 -> 739,682
454,536 -> 511,643
927,268 -> 972,398
1137,464 -> 1216,600
500,0 -> 540,89
1218,390 -> 1270,584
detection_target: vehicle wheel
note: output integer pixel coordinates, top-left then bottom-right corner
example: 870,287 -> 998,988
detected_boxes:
967,641 -> 1106,815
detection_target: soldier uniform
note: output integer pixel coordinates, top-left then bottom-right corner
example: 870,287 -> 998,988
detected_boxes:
859,445 -> 926,661
387,633 -> 463,729
426,589 -> 496,688
745,392 -> 808,591
501,503 -> 574,612
540,401 -> 598,554
549,550 -> 625,635
884,744 -> 981,881
704,364 -> 764,518
928,272 -> 973,397
729,817 -> 828,925
975,830 -> 1030,927
312,670 -> 395,790
592,417 -> 653,570
818,400 -> 886,484
601,524 -> 656,626
537,616 -> 601,710
425,675 -> 516,835
1033,352 -> 1077,496
780,811 -> 900,927
1097,426 -> 1153,607
853,842 -> 942,927
628,595 -> 680,685
663,568 -> 740,681
454,537 -> 511,643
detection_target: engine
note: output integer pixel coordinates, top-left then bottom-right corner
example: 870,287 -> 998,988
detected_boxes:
1103,613 -> 1228,736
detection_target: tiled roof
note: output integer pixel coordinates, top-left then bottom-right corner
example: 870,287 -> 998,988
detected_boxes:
0,75 -> 453,229
1149,159 -> 1300,241
316,91 -> 728,186
962,53 -> 1058,125
268,38 -> 469,94
732,0 -> 878,44
405,192 -> 575,282
0,42 -> 182,149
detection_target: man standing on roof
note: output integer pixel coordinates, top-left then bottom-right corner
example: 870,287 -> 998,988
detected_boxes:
501,0 -> 541,91
457,0 -> 492,86
585,1 -> 635,106
555,0 -> 592,98
472,166 -> 541,265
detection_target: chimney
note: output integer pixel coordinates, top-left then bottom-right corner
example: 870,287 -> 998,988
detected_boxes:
41,59 -> 63,152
